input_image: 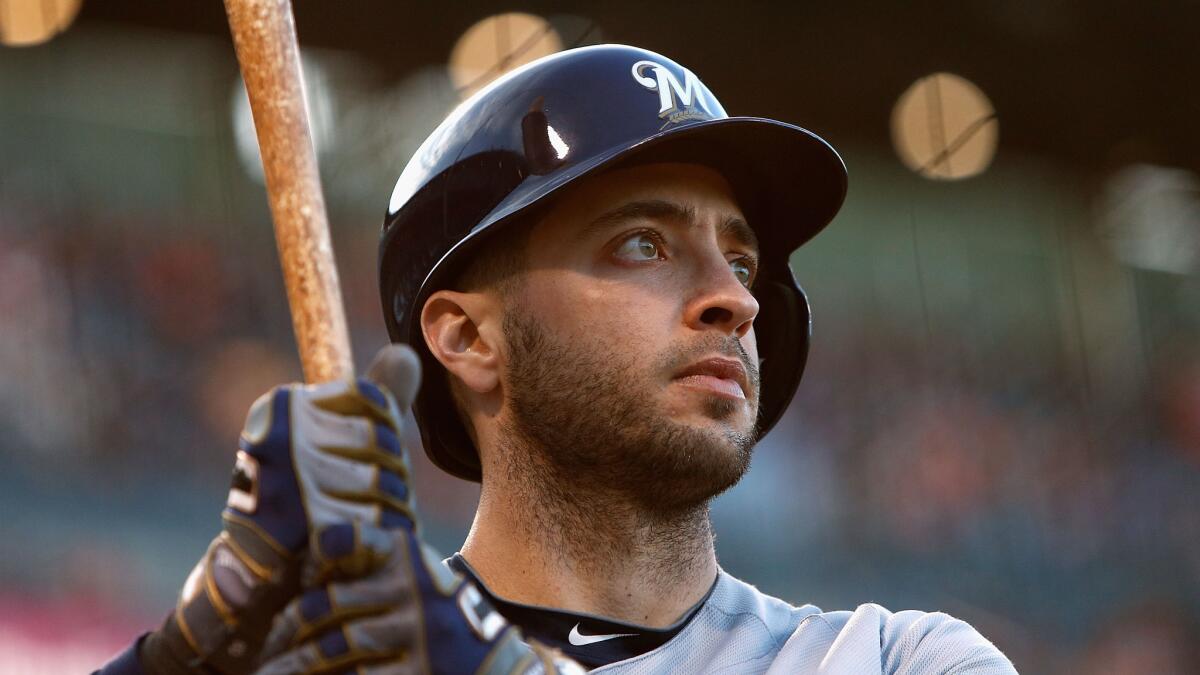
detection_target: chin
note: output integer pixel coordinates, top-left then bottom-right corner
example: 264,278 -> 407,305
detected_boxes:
669,390 -> 757,436
620,412 -> 756,512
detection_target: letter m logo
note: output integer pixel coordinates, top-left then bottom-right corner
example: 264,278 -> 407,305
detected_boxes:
631,60 -> 716,118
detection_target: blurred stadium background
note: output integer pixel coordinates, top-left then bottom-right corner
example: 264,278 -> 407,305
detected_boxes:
1,1 -> 1198,672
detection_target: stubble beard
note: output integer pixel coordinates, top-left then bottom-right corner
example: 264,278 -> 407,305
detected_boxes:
500,307 -> 760,516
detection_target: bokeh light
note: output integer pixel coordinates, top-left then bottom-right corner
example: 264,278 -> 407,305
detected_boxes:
891,72 -> 998,180
231,51 -> 338,183
1097,163 -> 1200,274
0,0 -> 80,46
449,12 -> 563,100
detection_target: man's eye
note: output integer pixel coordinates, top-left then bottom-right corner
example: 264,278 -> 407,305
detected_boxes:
614,233 -> 662,261
731,258 -> 754,287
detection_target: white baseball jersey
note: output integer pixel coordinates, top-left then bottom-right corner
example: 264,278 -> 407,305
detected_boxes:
450,556 -> 1017,674
592,571 -> 1016,674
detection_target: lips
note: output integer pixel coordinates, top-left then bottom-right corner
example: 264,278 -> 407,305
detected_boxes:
673,357 -> 750,400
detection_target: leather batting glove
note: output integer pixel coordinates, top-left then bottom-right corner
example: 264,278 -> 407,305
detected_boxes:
139,345 -> 422,675
256,521 -> 584,675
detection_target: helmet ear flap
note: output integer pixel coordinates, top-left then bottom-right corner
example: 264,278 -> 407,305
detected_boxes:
413,353 -> 484,482
752,273 -> 811,436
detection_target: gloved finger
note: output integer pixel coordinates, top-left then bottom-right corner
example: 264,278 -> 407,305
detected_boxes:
371,422 -> 403,460
262,585 -> 387,661
315,422 -> 410,481
306,522 -> 395,585
309,424 -> 413,530
304,483 -> 416,535
303,489 -> 391,532
366,343 -> 422,411
307,469 -> 415,533
254,626 -> 351,675
308,378 -> 401,432
262,587 -> 328,660
375,461 -> 410,505
325,547 -> 415,611
265,529 -> 416,652
303,441 -> 379,492
339,606 -> 420,654
257,612 -> 415,674
292,413 -> 408,513
298,397 -> 378,452
262,584 -> 380,660
291,448 -> 404,530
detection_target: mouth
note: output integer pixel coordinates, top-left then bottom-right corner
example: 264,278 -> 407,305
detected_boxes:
672,357 -> 750,401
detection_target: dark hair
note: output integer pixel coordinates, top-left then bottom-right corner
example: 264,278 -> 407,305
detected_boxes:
450,218 -> 533,295
439,216 -> 538,445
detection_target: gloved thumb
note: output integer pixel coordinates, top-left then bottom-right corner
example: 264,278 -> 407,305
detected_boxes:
367,343 -> 422,410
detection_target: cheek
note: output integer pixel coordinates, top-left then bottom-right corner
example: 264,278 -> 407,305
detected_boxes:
742,325 -> 759,363
523,270 -> 678,345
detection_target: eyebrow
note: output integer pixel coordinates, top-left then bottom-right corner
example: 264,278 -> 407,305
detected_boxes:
582,198 -> 760,254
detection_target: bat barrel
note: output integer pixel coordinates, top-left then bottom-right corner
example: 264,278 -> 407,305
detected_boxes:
224,0 -> 354,383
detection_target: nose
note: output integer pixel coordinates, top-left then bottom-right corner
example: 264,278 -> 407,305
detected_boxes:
682,255 -> 760,338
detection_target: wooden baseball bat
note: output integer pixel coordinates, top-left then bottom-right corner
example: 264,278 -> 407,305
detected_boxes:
224,0 -> 354,383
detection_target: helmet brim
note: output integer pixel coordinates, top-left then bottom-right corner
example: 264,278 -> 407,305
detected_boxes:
437,116 -> 848,282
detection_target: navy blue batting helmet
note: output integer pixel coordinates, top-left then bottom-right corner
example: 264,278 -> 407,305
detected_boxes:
379,44 -> 847,481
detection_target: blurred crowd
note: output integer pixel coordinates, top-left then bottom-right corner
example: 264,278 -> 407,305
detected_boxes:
773,323 -> 1200,671
1,202 -> 1198,673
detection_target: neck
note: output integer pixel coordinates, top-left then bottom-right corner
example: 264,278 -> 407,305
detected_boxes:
459,436 -> 718,627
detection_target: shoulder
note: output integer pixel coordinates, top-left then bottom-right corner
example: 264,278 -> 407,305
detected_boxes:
595,573 -> 1016,675
707,570 -> 824,646
780,603 -> 1017,674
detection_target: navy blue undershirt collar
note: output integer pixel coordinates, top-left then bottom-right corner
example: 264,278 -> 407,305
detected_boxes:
447,553 -> 716,669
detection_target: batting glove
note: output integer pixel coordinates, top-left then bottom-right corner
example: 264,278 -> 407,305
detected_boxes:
256,521 -> 584,675
139,345 -> 422,675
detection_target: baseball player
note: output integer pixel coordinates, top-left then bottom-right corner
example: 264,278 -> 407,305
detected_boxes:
97,45 -> 1016,674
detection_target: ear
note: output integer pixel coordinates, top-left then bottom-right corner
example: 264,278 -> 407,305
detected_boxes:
420,289 -> 501,395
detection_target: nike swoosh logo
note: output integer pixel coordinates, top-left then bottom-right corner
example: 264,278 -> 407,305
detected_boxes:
568,623 -> 638,646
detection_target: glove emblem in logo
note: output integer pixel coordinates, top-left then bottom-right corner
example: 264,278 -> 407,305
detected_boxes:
631,59 -> 715,127
227,450 -> 259,514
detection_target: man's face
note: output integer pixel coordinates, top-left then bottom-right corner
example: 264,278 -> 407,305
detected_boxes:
498,162 -> 763,511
